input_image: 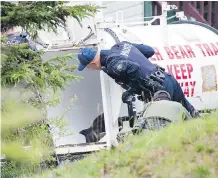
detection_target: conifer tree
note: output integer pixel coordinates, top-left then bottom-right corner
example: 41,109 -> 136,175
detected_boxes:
1,1 -> 100,89
1,2 -> 100,176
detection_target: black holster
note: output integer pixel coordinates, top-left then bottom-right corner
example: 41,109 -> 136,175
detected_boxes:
139,66 -> 166,101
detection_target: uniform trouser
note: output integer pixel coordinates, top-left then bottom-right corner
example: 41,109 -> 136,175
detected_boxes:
162,72 -> 195,114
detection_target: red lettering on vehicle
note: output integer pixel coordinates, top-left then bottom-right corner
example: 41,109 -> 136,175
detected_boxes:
210,43 -> 218,56
164,46 -> 174,59
153,47 -> 164,60
184,45 -> 196,58
203,43 -> 214,56
179,45 -> 189,59
171,46 -> 181,59
186,64 -> 193,79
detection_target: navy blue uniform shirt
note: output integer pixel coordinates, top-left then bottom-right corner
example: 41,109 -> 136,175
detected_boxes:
100,41 -> 156,94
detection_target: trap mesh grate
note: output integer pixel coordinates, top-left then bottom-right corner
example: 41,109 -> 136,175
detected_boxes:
201,65 -> 217,92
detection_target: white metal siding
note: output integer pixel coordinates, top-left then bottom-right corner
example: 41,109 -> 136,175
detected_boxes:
102,1 -> 144,22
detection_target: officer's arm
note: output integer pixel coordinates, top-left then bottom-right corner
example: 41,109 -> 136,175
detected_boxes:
107,56 -> 141,93
131,43 -> 155,58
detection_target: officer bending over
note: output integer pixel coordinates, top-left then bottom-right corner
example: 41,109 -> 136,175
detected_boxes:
77,41 -> 199,118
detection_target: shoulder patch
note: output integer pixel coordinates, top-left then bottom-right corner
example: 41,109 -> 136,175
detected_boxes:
114,61 -> 127,73
116,63 -> 123,72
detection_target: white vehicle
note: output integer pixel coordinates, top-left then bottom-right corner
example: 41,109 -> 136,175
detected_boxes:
36,3 -> 218,163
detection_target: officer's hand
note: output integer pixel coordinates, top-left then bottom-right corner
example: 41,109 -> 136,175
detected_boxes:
122,91 -> 133,104
191,110 -> 200,118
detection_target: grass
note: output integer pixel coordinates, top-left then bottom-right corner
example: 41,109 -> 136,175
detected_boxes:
32,111 -> 218,178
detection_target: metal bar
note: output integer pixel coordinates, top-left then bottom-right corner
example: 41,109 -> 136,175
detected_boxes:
42,43 -> 97,52
114,17 -> 162,26
207,1 -> 212,25
167,15 -> 177,21
122,14 -> 161,21
97,15 -> 163,29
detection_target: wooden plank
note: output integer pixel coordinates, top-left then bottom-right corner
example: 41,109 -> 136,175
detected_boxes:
207,1 -> 212,25
184,2 -> 208,24
199,1 -> 204,16
174,1 -> 180,9
215,2 -> 218,29
193,1 -> 197,8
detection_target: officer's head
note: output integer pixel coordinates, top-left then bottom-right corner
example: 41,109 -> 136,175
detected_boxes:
77,48 -> 101,71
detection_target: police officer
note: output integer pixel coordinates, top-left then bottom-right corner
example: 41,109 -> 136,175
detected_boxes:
77,41 -> 199,118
